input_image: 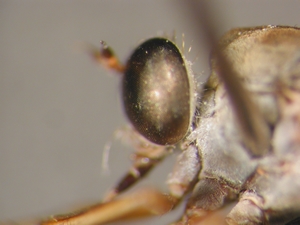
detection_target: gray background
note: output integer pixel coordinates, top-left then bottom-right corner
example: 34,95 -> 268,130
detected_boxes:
1,1 -> 300,224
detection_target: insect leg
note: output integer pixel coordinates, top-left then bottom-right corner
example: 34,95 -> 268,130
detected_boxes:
170,206 -> 233,225
41,145 -> 202,225
167,145 -> 235,224
41,188 -> 177,225
104,144 -> 170,201
167,145 -> 201,198
170,176 -> 237,225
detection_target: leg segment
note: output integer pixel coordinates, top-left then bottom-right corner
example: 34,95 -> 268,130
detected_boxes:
41,188 -> 177,225
104,152 -> 165,201
104,137 -> 172,201
172,177 -> 238,225
41,144 -> 201,225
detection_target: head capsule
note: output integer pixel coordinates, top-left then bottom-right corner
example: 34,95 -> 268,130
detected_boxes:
122,38 -> 192,145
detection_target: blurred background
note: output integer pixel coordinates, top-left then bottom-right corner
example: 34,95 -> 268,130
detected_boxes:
1,1 -> 300,224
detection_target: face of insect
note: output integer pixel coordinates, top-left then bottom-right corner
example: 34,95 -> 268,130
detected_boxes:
2,1 -> 300,225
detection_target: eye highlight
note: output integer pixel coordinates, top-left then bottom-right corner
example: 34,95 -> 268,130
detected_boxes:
122,38 -> 192,145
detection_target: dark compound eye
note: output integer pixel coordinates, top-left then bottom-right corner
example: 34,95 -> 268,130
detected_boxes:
122,38 -> 191,145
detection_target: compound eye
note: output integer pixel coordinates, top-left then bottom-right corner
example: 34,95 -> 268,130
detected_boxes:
122,38 -> 191,145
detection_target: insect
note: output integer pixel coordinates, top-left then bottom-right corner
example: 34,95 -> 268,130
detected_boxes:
31,1 -> 300,224
2,1 -> 300,225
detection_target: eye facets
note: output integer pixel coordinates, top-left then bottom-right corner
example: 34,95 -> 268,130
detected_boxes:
122,38 -> 191,145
